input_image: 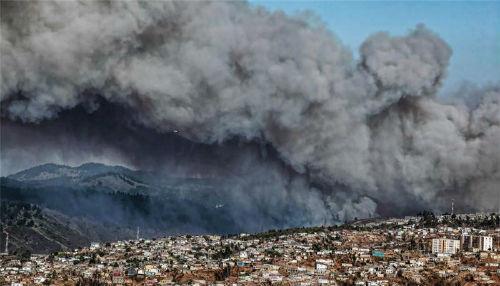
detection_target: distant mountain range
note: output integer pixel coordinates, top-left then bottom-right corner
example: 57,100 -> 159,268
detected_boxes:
1,162 -> 327,254
7,163 -> 140,193
9,162 -> 133,182
6,162 -> 208,195
0,163 -> 241,254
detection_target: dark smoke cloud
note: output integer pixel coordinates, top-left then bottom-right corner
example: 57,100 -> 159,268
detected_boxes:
1,101 -> 377,228
1,1 -> 499,222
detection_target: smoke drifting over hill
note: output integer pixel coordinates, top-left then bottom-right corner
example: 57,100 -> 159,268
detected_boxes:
1,1 -> 499,225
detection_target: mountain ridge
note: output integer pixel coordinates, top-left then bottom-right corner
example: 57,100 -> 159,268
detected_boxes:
1,162 -> 338,254
8,162 -> 136,181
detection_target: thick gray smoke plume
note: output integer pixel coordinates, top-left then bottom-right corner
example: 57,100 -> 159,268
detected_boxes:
1,1 -> 499,222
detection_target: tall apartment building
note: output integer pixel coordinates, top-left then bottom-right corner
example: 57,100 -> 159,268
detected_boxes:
432,238 -> 460,254
461,235 -> 493,251
483,236 -> 493,251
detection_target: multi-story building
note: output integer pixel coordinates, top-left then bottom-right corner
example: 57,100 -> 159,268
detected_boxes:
432,238 -> 460,254
482,236 -> 493,251
461,235 -> 493,251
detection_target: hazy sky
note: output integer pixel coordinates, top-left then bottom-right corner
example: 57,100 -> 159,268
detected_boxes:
250,0 -> 500,93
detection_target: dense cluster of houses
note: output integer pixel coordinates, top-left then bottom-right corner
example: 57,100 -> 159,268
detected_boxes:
1,215 -> 500,285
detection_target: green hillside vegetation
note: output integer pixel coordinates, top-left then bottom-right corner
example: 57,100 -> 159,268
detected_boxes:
0,201 -> 135,255
0,201 -> 92,254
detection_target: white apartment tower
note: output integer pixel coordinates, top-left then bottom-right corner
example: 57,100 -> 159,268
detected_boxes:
481,236 -> 493,251
432,238 -> 460,254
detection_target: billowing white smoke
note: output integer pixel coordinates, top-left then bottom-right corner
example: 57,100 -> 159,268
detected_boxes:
1,1 -> 499,218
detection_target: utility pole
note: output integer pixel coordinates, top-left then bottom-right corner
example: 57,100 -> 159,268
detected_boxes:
5,231 -> 8,254
0,176 -> 3,255
2,226 -> 8,254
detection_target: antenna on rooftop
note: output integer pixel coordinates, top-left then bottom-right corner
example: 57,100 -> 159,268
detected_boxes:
136,226 -> 140,241
451,199 -> 454,215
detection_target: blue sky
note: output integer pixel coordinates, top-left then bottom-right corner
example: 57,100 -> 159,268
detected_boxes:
250,1 -> 500,93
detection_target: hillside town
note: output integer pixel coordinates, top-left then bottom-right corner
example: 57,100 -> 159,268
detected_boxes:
1,213 -> 500,286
